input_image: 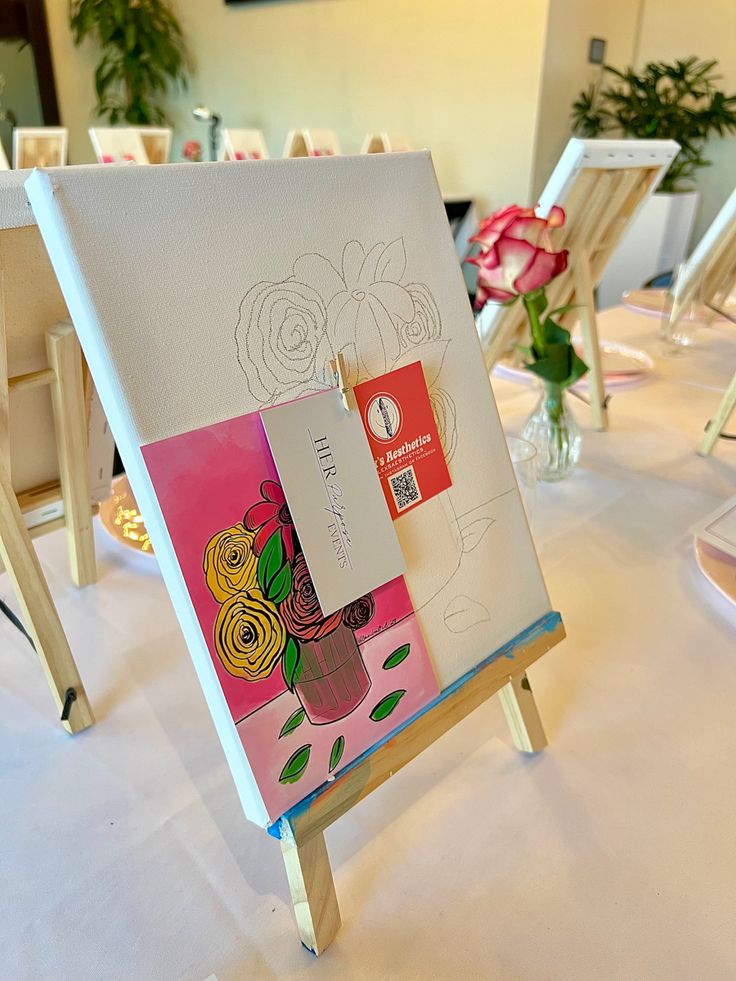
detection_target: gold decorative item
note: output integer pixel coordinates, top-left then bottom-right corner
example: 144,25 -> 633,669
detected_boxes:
98,475 -> 154,555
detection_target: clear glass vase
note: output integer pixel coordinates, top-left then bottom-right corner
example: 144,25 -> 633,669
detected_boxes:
521,383 -> 581,481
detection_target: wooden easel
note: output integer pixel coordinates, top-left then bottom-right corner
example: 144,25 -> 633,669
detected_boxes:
478,139 -> 679,430
0,175 -> 96,732
270,356 -> 563,953
273,611 -> 564,954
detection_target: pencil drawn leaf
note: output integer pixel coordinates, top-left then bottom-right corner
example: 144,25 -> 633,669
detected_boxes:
443,596 -> 490,633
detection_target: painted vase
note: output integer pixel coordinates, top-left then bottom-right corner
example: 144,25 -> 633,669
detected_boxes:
295,622 -> 371,725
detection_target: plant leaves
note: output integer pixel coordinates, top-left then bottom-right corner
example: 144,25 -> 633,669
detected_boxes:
282,637 -> 302,691
267,563 -> 292,604
278,707 -> 306,738
375,238 -> 407,283
461,517 -> 495,553
443,595 -> 490,633
257,530 -> 283,593
278,744 -> 311,784
369,689 -> 407,722
382,644 -> 410,670
328,735 -> 345,773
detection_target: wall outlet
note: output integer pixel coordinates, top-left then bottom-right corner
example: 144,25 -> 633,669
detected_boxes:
589,37 -> 606,65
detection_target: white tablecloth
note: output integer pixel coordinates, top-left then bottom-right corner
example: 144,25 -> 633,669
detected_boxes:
2,308 -> 735,981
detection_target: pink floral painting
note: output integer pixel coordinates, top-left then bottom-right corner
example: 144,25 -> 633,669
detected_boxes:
141,409 -> 440,820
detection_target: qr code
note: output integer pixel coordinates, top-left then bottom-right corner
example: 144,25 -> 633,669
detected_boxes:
389,465 -> 422,512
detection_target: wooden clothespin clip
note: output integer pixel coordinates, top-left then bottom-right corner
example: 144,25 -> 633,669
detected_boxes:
329,352 -> 352,411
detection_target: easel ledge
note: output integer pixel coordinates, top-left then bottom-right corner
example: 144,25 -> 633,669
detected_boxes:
270,610 -> 563,844
268,610 -> 564,953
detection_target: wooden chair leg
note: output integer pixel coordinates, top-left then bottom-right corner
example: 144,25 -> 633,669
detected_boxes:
0,456 -> 94,733
573,253 -> 609,431
498,671 -> 547,753
280,828 -> 341,955
699,370 -> 736,456
46,322 -> 97,587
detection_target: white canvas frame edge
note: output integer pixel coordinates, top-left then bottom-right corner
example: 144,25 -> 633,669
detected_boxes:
673,184 -> 736,309
12,127 -> 69,169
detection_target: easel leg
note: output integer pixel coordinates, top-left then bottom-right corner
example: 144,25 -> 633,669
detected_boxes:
699,371 -> 736,456
498,671 -> 547,753
46,323 -> 97,587
572,253 -> 608,431
0,457 -> 94,733
280,828 -> 341,955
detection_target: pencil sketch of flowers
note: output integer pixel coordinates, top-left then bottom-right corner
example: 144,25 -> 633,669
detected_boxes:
235,237 -> 455,461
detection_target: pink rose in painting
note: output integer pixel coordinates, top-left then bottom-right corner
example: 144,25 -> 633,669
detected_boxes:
244,480 -> 295,560
280,553 -> 342,642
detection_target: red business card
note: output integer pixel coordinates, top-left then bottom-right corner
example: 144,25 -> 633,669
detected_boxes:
354,361 -> 452,519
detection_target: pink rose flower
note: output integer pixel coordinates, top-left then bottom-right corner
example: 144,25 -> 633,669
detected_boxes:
468,204 -> 568,306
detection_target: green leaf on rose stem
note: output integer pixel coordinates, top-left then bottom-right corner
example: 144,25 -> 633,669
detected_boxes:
369,689 -> 407,722
515,344 -> 535,361
328,735 -> 345,773
547,303 -> 580,319
561,349 -> 589,390
278,744 -> 311,784
526,343 -> 572,385
278,707 -> 306,738
282,637 -> 302,692
542,318 -> 572,346
267,562 -> 292,604
257,530 -> 283,593
382,643 -> 410,670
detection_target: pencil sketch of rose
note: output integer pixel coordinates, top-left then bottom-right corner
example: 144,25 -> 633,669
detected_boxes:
235,239 -> 450,412
429,388 -> 457,463
235,280 -> 333,404
398,284 -> 442,347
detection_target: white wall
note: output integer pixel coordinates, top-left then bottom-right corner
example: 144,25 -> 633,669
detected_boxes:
44,0 -> 551,212
532,0 -> 641,197
636,0 -> 736,241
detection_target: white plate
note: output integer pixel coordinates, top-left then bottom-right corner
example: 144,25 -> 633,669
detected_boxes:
694,538 -> 736,607
494,339 -> 654,391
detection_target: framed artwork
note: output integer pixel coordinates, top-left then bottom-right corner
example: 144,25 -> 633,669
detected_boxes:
222,128 -> 269,161
135,127 -> 172,165
88,127 -> 150,165
361,133 -> 411,154
12,127 -> 68,169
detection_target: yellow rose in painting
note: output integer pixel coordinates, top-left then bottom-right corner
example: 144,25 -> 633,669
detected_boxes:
214,589 -> 286,681
204,523 -> 258,602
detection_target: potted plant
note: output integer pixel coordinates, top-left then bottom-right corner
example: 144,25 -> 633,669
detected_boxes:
572,58 -> 736,306
70,0 -> 190,125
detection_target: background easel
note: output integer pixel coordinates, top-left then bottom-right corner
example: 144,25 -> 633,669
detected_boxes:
273,611 -> 564,954
0,173 -> 99,731
477,138 -> 679,430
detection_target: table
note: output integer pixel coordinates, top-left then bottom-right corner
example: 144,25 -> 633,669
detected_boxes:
1,307 -> 735,981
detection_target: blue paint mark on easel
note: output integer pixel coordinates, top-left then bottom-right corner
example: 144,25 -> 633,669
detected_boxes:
268,609 -> 562,839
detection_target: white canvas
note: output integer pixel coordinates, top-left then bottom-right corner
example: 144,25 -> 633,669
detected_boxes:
27,154 -> 551,826
222,128 -> 269,161
12,127 -> 68,169
88,127 -> 149,165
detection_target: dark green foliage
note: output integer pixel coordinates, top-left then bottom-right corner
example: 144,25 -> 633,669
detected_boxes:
571,58 -> 736,192
70,0 -> 190,125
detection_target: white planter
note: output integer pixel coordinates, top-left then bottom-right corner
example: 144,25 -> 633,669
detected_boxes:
597,191 -> 700,309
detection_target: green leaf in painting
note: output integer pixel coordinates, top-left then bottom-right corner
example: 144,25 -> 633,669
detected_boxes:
278,707 -> 305,739
278,744 -> 311,784
382,644 -> 410,670
369,689 -> 407,722
267,562 -> 292,604
257,530 -> 283,593
328,735 -> 345,773
282,637 -> 302,692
